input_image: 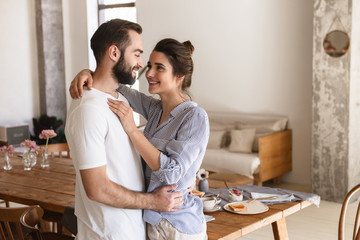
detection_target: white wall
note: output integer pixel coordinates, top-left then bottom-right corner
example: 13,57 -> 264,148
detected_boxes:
0,0 -> 39,131
0,0 -> 314,186
137,0 -> 314,186
62,0 -> 97,110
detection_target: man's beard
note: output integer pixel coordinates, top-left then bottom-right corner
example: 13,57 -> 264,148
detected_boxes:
112,55 -> 136,85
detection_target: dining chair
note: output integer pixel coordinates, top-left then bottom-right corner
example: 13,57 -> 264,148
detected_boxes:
0,205 -> 32,240
0,140 -> 8,147
20,205 -> 74,240
0,140 -> 10,208
339,184 -> 360,240
41,143 -> 70,158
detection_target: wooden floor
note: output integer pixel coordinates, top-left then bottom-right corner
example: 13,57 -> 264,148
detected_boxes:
239,182 -> 358,240
1,182 -> 358,240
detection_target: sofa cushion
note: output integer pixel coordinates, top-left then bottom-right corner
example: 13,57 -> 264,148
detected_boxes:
209,120 -> 236,131
236,118 -> 288,133
207,130 -> 227,149
228,129 -> 256,153
236,119 -> 288,152
201,149 -> 260,178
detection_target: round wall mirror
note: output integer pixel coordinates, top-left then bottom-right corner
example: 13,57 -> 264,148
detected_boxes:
323,30 -> 350,57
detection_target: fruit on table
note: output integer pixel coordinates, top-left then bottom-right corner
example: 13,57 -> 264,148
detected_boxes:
232,189 -> 242,196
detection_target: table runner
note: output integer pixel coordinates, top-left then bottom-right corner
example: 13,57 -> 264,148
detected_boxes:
206,184 -> 320,211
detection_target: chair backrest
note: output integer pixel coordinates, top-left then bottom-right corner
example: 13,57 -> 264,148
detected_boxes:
20,206 -> 44,240
0,140 -> 8,147
42,143 -> 70,158
339,184 -> 360,240
0,206 -> 32,240
20,206 -> 74,240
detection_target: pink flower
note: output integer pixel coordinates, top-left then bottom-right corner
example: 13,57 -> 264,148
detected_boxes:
39,129 -> 57,150
0,145 -> 15,157
39,129 -> 57,139
21,140 -> 40,154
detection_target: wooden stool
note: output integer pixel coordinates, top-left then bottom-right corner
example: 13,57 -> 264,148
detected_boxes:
207,172 -> 253,189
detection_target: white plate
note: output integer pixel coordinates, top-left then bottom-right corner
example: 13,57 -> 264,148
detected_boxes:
203,205 -> 221,213
224,200 -> 269,215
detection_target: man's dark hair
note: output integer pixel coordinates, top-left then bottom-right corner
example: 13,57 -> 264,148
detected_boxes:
90,19 -> 142,65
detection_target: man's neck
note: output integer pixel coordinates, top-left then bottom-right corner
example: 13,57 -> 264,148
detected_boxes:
92,67 -> 119,98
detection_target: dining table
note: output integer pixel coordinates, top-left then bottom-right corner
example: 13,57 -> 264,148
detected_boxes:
1,155 -> 313,240
206,199 -> 312,240
0,155 -> 75,214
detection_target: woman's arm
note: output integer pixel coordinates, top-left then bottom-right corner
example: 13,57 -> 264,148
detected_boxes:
108,100 -> 210,184
153,109 -> 210,184
69,69 -> 94,98
116,84 -> 159,121
108,98 -> 161,170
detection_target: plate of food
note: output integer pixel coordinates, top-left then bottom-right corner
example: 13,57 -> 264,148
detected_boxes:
224,200 -> 269,215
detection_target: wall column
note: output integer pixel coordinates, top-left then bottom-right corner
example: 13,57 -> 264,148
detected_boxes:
35,0 -> 66,122
313,0 -> 360,202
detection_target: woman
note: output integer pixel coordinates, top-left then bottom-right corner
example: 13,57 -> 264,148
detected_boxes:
73,38 -> 209,239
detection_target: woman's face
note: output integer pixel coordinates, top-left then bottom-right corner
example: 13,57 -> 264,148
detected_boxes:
145,51 -> 183,97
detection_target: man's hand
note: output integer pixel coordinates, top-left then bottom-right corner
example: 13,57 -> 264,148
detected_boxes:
149,185 -> 184,212
69,69 -> 93,98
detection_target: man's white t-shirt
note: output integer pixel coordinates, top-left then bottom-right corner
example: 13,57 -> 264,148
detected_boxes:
65,88 -> 145,240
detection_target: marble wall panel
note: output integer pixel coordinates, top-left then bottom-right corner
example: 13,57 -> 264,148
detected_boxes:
312,0 -> 359,202
35,0 -> 66,122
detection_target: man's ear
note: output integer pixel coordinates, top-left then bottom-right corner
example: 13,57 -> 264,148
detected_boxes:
108,45 -> 120,62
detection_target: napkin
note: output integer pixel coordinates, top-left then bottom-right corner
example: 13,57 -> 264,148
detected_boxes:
204,214 -> 215,222
250,192 -> 295,204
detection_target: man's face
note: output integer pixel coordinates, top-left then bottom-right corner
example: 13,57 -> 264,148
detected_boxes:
112,30 -> 144,85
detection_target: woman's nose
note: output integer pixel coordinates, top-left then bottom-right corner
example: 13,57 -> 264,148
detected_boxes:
146,68 -> 154,79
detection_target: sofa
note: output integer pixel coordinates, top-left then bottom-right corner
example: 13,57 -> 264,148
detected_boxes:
201,111 -> 292,186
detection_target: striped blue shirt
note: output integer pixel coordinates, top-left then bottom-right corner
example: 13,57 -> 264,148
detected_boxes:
117,84 -> 209,235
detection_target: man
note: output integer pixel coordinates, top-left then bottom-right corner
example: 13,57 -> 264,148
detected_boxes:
65,19 -> 183,240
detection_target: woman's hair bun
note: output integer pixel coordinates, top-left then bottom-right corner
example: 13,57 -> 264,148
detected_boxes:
182,40 -> 195,55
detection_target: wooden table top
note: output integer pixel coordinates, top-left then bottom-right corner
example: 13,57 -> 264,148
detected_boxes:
206,197 -> 312,240
1,155 -> 311,239
0,155 -> 75,213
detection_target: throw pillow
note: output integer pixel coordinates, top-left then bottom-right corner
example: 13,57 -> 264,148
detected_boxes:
236,118 -> 288,152
228,129 -> 256,153
207,130 -> 227,149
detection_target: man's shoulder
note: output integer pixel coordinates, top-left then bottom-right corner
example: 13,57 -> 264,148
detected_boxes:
69,90 -> 108,113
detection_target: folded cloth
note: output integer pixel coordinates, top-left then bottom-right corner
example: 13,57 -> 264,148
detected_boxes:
204,214 -> 215,222
250,192 -> 295,204
208,184 -> 321,208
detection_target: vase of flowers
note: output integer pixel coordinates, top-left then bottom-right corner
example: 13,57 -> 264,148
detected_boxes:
39,129 -> 57,168
1,145 -> 14,170
21,140 -> 39,171
197,168 -> 209,192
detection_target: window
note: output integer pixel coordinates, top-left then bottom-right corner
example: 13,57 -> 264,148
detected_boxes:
98,0 -> 136,25
97,0 -> 140,125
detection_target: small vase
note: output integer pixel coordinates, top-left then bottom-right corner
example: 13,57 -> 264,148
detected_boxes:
23,150 -> 36,171
3,152 -> 12,170
41,147 -> 50,168
198,179 -> 209,192
23,152 -> 32,171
